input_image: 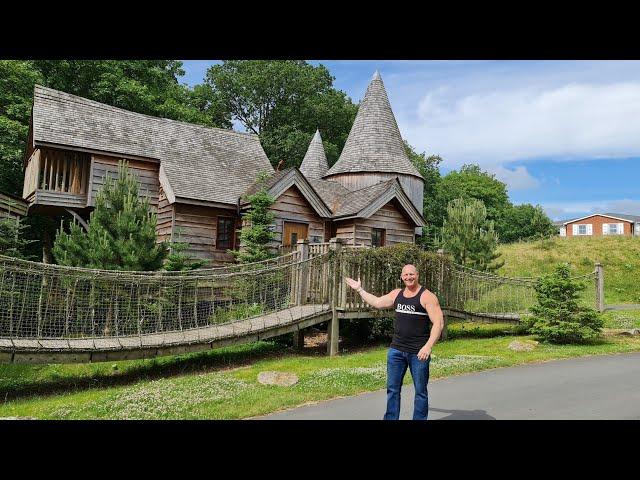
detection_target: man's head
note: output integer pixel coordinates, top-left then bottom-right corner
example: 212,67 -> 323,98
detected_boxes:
401,264 -> 419,288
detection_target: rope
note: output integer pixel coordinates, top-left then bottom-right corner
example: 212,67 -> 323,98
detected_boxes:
0,248 -> 599,349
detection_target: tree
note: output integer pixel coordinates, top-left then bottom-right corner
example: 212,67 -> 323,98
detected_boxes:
0,215 -> 33,259
496,203 -> 556,243
53,161 -> 167,270
0,60 -> 43,196
163,229 -> 207,271
32,60 -> 230,128
202,60 -> 357,169
526,264 -> 604,344
433,164 -> 511,231
235,173 -> 277,264
440,198 -> 503,272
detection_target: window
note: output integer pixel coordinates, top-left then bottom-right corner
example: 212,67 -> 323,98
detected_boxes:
578,225 -> 587,235
607,223 -> 618,234
371,228 -> 386,248
216,217 -> 235,250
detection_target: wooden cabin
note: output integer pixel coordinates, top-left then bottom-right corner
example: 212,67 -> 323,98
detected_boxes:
22,71 -> 426,265
0,192 -> 28,220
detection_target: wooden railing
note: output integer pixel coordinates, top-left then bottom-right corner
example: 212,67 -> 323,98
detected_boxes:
24,148 -> 90,199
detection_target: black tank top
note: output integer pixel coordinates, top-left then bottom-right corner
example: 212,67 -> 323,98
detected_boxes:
390,286 -> 430,354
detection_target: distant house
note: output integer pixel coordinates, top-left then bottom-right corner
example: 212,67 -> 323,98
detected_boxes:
558,213 -> 640,237
21,72 -> 425,265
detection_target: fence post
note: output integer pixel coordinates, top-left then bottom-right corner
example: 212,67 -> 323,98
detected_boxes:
296,239 -> 309,306
595,262 -> 605,312
437,249 -> 448,340
328,237 -> 343,356
293,240 -> 309,349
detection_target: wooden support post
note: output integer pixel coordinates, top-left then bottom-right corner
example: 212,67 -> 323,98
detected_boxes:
595,262 -> 604,312
437,249 -> 448,340
328,237 -> 343,356
296,239 -> 309,305
292,329 -> 305,350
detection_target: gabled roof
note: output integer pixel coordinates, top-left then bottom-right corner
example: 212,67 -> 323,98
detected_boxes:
563,212 -> 640,225
299,130 -> 329,179
325,71 -> 422,180
241,168 -> 333,218
31,85 -> 274,207
331,178 -> 426,227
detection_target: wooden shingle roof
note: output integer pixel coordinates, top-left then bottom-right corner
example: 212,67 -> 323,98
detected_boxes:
31,86 -> 274,206
325,71 -> 422,180
299,130 -> 329,179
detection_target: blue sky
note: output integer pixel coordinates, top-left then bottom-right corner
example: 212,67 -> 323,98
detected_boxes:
180,60 -> 640,220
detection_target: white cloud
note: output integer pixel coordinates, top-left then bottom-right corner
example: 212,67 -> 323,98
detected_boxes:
398,82 -> 640,167
488,165 -> 540,191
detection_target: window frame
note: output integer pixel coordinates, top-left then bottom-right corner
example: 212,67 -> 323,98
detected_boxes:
371,228 -> 386,248
216,216 -> 236,251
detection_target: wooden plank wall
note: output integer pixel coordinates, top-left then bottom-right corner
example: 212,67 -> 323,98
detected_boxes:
0,192 -> 28,218
269,185 -> 325,247
156,185 -> 174,244
334,220 -> 356,246
173,203 -> 239,265
354,200 -> 415,247
88,154 -> 159,210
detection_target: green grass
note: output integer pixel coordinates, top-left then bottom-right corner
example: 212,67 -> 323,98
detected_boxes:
497,236 -> 640,304
602,309 -> 640,329
2,324 -> 639,419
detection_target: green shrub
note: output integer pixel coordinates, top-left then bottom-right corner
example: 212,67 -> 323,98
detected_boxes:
527,264 -> 604,344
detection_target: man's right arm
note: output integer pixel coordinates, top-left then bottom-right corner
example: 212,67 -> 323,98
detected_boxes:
345,277 -> 399,309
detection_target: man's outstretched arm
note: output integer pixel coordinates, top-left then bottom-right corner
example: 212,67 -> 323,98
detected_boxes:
345,277 -> 400,309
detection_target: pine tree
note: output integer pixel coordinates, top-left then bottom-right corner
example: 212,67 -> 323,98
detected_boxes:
164,228 -> 206,271
526,264 -> 604,343
53,160 -> 167,270
440,198 -> 503,272
0,214 -> 33,259
235,172 -> 276,264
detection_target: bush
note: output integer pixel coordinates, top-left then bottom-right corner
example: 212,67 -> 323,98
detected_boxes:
526,264 -> 604,344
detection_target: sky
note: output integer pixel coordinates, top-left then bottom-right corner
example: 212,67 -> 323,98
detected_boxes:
180,60 -> 640,221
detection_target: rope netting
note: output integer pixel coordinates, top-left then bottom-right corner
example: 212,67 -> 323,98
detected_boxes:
0,246 -> 599,346
0,252 -> 331,342
334,249 -> 598,316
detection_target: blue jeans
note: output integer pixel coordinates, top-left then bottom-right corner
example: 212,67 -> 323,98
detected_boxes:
384,347 -> 431,420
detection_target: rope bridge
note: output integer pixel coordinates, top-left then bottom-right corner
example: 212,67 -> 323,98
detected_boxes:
0,244 -> 599,363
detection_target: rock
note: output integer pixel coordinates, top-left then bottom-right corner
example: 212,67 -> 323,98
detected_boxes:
257,371 -> 299,387
508,340 -> 539,352
618,329 -> 640,336
0,417 -> 37,420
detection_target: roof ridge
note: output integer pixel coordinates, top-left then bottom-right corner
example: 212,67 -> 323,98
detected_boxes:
34,84 -> 257,140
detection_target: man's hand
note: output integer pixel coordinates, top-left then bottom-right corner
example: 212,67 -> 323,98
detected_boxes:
345,277 -> 362,290
417,344 -> 432,361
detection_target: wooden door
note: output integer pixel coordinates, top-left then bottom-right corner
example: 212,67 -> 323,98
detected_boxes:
283,221 -> 308,246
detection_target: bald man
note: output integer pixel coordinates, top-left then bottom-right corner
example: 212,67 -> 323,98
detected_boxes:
346,264 -> 444,420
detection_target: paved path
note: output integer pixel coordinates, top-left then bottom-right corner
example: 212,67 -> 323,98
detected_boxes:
605,304 -> 640,311
259,353 -> 640,420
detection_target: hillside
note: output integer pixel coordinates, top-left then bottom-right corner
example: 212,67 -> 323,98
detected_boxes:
497,237 -> 640,305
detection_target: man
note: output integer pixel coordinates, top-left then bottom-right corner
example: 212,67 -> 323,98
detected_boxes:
345,264 -> 444,420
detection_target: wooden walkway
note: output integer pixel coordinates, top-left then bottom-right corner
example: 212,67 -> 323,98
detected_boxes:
0,304 -> 332,364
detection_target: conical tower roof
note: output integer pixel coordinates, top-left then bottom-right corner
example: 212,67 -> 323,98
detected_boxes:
299,129 -> 329,179
325,71 -> 422,179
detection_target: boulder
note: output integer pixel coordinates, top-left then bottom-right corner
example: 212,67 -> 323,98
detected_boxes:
508,340 -> 539,352
618,328 -> 640,336
257,371 -> 299,387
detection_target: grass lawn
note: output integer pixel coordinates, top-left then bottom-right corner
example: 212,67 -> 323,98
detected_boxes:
2,321 -> 640,420
498,236 -> 640,305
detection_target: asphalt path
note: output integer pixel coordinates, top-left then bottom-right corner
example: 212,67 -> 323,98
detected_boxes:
258,352 -> 640,420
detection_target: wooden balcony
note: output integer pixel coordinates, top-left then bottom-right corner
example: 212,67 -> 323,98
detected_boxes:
23,148 -> 90,208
